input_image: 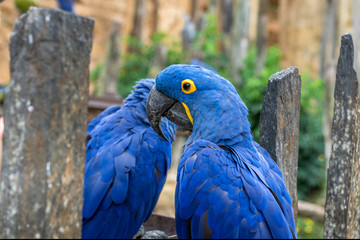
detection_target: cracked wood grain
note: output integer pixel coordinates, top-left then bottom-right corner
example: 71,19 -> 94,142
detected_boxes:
259,66 -> 301,223
323,33 -> 360,239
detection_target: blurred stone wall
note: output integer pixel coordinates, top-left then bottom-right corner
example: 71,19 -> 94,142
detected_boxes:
278,0 -> 360,78
1,0 -> 359,85
0,0 -> 210,85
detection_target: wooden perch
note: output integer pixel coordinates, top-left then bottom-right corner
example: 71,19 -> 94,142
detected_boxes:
323,33 -> 360,239
259,66 -> 302,223
0,7 -> 94,238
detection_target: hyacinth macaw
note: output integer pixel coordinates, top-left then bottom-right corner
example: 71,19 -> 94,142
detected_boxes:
146,64 -> 297,239
82,78 -> 190,239
57,0 -> 75,13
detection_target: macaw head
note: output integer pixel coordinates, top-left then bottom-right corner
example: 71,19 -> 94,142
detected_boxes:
147,64 -> 252,145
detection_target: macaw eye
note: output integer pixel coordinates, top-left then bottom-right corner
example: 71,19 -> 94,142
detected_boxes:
181,79 -> 197,94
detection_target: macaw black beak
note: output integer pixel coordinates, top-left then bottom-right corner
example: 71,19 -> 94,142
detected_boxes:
147,85 -> 193,141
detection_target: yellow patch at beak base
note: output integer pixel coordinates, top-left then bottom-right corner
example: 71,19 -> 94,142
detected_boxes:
181,102 -> 193,125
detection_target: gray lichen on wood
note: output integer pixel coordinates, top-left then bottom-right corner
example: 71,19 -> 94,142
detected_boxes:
259,66 -> 301,223
323,33 -> 360,239
0,7 -> 94,238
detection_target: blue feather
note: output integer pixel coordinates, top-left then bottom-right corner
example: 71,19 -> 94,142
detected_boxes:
111,174 -> 128,204
82,177 -> 112,219
114,151 -> 136,174
99,149 -> 115,182
82,79 -> 177,239
57,0 -> 75,13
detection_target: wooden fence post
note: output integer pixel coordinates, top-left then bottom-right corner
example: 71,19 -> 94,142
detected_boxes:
181,14 -> 196,63
255,0 -> 268,72
259,66 -> 301,223
0,7 -> 94,238
131,0 -> 146,42
323,33 -> 360,239
229,0 -> 251,84
97,19 -> 122,98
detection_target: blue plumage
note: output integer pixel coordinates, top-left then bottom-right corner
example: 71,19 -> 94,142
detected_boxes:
82,79 -> 177,239
57,0 -> 75,13
151,64 -> 297,239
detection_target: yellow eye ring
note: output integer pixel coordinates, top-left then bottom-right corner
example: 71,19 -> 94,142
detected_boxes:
181,79 -> 197,94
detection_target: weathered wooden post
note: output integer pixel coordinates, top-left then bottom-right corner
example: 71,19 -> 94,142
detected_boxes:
259,66 -> 302,222
255,0 -> 268,72
97,19 -> 122,98
323,33 -> 360,239
0,7 -> 94,238
229,0 -> 251,84
131,0 -> 146,42
181,14 -> 196,63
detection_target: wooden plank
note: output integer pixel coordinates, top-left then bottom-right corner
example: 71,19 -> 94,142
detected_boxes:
143,213 -> 177,238
0,7 -> 94,238
323,33 -> 360,239
259,66 -> 301,222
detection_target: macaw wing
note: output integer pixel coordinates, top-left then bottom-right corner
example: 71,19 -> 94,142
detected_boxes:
86,105 -> 122,164
83,127 -> 172,239
253,142 -> 297,235
87,105 -> 121,133
83,132 -> 137,220
175,140 -> 295,239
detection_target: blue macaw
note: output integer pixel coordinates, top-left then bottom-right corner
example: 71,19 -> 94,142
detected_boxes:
146,64 -> 297,239
82,79 -> 186,239
57,0 -> 75,13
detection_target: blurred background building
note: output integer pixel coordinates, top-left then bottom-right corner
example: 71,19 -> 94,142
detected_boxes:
1,0 -> 359,85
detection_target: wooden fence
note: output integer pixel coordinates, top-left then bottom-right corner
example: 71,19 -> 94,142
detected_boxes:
323,33 -> 360,239
0,8 -> 94,238
0,7 -> 359,239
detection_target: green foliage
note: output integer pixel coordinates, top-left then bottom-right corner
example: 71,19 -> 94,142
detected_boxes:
117,36 -> 152,98
89,63 -> 103,96
192,14 -> 227,75
191,13 -> 231,80
116,33 -> 184,98
165,41 -> 184,67
14,0 -> 39,13
90,32 -> 184,98
237,45 -> 282,140
297,217 -> 324,239
297,75 -> 326,200
236,45 -> 326,201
